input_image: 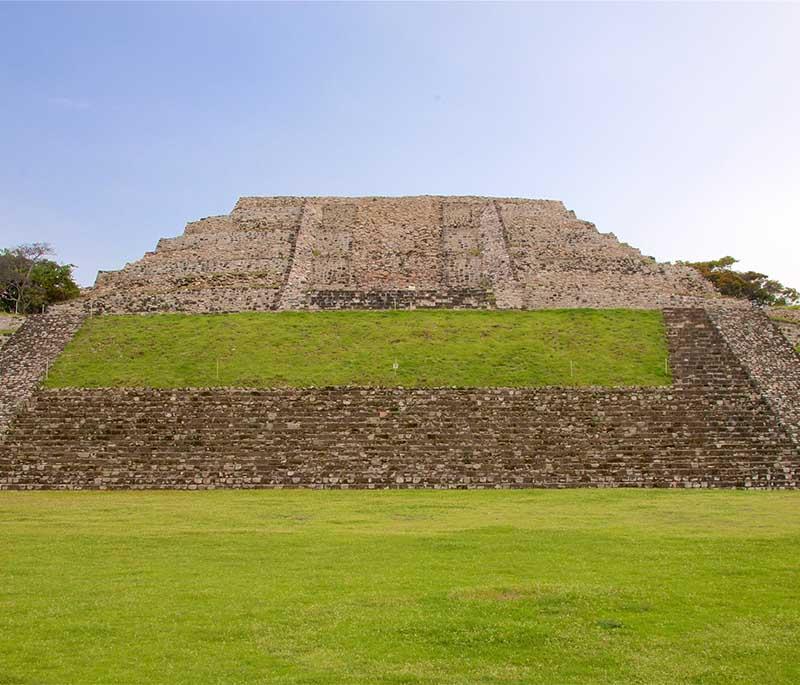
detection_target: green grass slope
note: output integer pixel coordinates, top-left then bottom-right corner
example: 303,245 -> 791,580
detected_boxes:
46,309 -> 671,388
1,490 -> 799,684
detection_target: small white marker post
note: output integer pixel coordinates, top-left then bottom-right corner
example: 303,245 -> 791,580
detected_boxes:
393,359 -> 399,379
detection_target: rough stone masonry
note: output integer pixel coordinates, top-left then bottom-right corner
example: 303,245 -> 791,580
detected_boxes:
84,196 -> 720,313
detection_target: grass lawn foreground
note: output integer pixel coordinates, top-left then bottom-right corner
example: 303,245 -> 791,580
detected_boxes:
1,490 -> 799,684
45,309 -> 671,388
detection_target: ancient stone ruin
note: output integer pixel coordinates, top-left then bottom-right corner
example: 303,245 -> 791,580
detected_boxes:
0,195 -> 798,489
86,196 -> 718,313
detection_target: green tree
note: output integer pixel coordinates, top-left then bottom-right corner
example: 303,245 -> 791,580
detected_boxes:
0,244 -> 80,314
27,261 -> 81,310
682,256 -> 799,306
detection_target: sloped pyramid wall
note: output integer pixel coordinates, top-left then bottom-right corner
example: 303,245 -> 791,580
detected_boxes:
85,196 -> 718,313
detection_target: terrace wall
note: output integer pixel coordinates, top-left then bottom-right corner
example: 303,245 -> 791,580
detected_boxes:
708,307 -> 800,447
0,312 -> 86,434
768,308 -> 800,348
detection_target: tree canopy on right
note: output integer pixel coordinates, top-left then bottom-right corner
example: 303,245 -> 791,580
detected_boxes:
682,256 -> 799,306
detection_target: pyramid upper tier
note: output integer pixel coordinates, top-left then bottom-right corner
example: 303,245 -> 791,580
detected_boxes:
87,196 -> 718,312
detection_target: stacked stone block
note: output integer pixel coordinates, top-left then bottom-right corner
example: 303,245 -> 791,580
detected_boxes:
494,199 -> 713,308
768,307 -> 800,348
86,196 -> 720,313
708,307 -> 800,447
0,311 -> 86,434
91,199 -> 306,313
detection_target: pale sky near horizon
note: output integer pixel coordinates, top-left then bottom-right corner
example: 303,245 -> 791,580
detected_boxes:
1,2 -> 798,289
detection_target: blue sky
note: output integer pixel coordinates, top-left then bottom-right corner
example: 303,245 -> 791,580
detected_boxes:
1,2 -> 798,288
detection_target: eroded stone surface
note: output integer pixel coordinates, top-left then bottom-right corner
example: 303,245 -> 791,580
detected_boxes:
84,196 -> 720,313
768,307 -> 800,348
0,312 -> 86,434
0,315 -> 24,333
708,307 -> 800,447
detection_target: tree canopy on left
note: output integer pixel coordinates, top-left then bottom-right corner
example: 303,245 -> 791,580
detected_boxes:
0,243 -> 80,314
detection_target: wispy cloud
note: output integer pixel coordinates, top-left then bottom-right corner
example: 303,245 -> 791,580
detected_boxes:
47,96 -> 90,110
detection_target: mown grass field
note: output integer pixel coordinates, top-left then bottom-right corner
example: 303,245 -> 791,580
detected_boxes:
1,491 -> 799,684
45,309 -> 671,388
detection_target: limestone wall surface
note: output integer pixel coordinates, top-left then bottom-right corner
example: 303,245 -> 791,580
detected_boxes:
3,383 -> 795,490
90,199 -> 305,313
708,307 -> 800,447
0,315 -> 24,333
84,196 -> 720,314
768,308 -> 800,348
0,315 -> 24,350
2,308 -> 796,490
775,321 -> 800,348
0,311 -> 86,434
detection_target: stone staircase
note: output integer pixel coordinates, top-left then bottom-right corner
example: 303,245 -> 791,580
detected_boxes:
1,308 -> 796,489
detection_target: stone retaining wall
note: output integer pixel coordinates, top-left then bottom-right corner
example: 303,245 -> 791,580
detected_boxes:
0,311 -> 86,434
0,315 -> 24,334
768,308 -> 800,348
306,288 -> 493,310
708,307 -> 800,447
1,384 -> 795,490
